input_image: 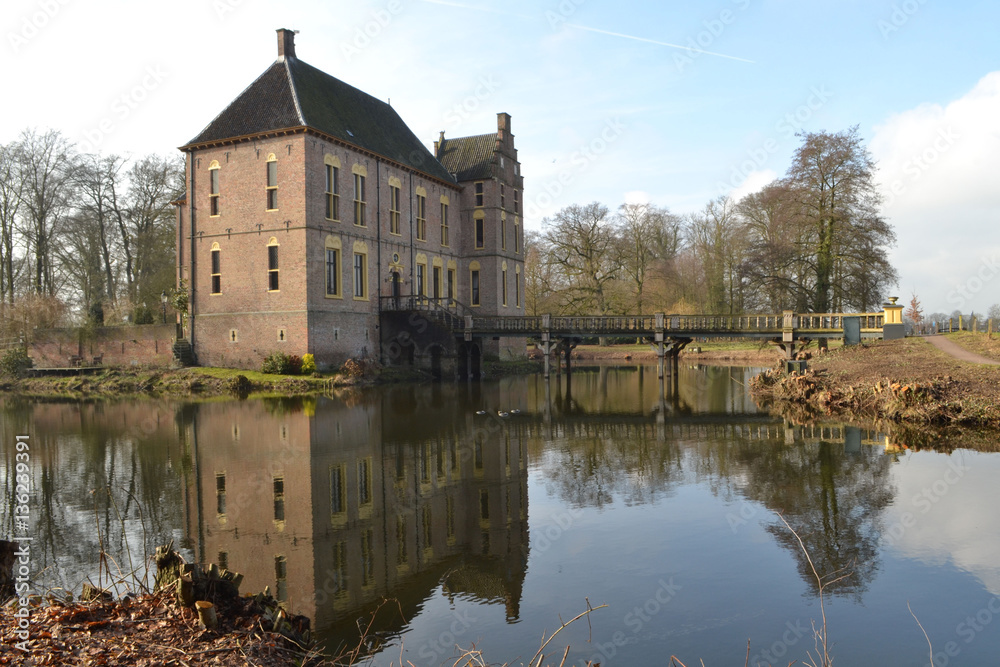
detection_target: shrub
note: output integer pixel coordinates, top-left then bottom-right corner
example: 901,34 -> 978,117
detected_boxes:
0,347 -> 33,377
301,353 -> 316,374
133,304 -> 155,325
340,357 -> 380,379
261,352 -> 290,374
261,351 -> 304,375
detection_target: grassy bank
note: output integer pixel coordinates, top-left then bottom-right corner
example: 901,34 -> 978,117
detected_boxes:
751,337 -> 1000,428
0,366 -> 336,400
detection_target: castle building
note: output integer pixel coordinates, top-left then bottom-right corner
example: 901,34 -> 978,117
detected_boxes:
176,29 -> 525,372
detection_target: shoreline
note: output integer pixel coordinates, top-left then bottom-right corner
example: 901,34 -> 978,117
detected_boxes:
750,336 -> 1000,429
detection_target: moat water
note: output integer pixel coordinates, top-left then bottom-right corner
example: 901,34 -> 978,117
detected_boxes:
2,365 -> 1000,666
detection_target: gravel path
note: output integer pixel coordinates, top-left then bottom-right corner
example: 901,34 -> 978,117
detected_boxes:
922,335 -> 1000,366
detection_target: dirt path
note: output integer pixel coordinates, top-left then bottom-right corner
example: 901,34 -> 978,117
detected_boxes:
922,335 -> 1000,366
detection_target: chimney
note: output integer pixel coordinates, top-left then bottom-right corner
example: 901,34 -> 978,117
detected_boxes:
497,113 -> 511,140
277,29 -> 297,59
435,131 -> 445,157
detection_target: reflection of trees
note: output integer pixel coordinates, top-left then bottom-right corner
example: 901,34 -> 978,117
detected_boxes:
0,399 -> 186,594
538,424 -> 684,508
702,435 -> 894,600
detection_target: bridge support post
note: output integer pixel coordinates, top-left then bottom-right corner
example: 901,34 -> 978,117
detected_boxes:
654,313 -> 666,379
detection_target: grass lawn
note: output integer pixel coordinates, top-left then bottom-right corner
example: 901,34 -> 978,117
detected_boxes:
944,331 -> 1000,362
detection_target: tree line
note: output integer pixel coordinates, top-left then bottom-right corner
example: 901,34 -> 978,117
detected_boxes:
0,129 -> 182,342
526,127 -> 899,317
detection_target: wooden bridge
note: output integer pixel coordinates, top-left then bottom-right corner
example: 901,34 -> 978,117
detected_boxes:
382,296 -> 902,379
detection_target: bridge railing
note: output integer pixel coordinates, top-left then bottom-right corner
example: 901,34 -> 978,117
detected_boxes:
665,315 -> 784,332
549,315 -> 657,333
795,313 -> 884,330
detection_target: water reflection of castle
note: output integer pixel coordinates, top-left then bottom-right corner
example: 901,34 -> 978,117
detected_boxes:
180,391 -> 529,648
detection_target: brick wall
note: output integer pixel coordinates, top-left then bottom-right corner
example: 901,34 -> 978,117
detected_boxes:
30,325 -> 176,368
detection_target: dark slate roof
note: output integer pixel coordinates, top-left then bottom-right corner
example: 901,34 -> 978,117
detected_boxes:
185,57 -> 455,184
437,133 -> 497,181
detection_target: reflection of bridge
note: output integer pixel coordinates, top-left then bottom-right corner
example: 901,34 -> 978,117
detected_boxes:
382,296 -> 903,380
514,416 -> 885,451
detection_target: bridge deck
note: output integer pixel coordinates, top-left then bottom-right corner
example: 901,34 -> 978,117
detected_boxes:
380,299 -> 885,339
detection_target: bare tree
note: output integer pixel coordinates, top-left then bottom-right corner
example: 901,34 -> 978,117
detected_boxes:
686,196 -> 745,314
904,292 -> 923,332
115,154 -> 182,304
0,142 -> 24,308
74,153 -> 127,305
785,126 -> 896,313
17,129 -> 76,296
615,203 -> 681,315
541,202 -> 617,315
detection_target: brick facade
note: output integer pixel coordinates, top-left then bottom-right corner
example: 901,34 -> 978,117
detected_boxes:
178,29 -> 526,372
30,325 -> 176,369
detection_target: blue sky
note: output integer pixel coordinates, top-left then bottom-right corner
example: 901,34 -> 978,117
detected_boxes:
2,0 -> 998,313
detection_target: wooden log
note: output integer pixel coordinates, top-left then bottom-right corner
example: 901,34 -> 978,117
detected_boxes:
81,583 -> 112,602
0,541 -> 15,602
176,574 -> 194,607
195,600 -> 218,630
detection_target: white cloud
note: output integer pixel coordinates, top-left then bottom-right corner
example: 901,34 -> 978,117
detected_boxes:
870,72 -> 1000,312
623,190 -> 650,205
728,169 -> 778,202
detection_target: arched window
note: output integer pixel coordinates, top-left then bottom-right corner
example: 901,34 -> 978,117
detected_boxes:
515,265 -> 521,308
324,154 -> 341,221
325,236 -> 342,298
209,161 -> 220,216
501,261 -> 508,307
415,186 -> 427,241
266,154 -> 278,210
440,195 -> 450,247
352,164 -> 367,226
469,260 -> 481,307
210,242 -> 221,294
267,237 -> 279,291
474,210 -> 485,250
389,176 -> 402,235
353,240 -> 368,300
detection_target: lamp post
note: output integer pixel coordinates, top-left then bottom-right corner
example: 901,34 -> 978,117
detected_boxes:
160,291 -> 168,324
